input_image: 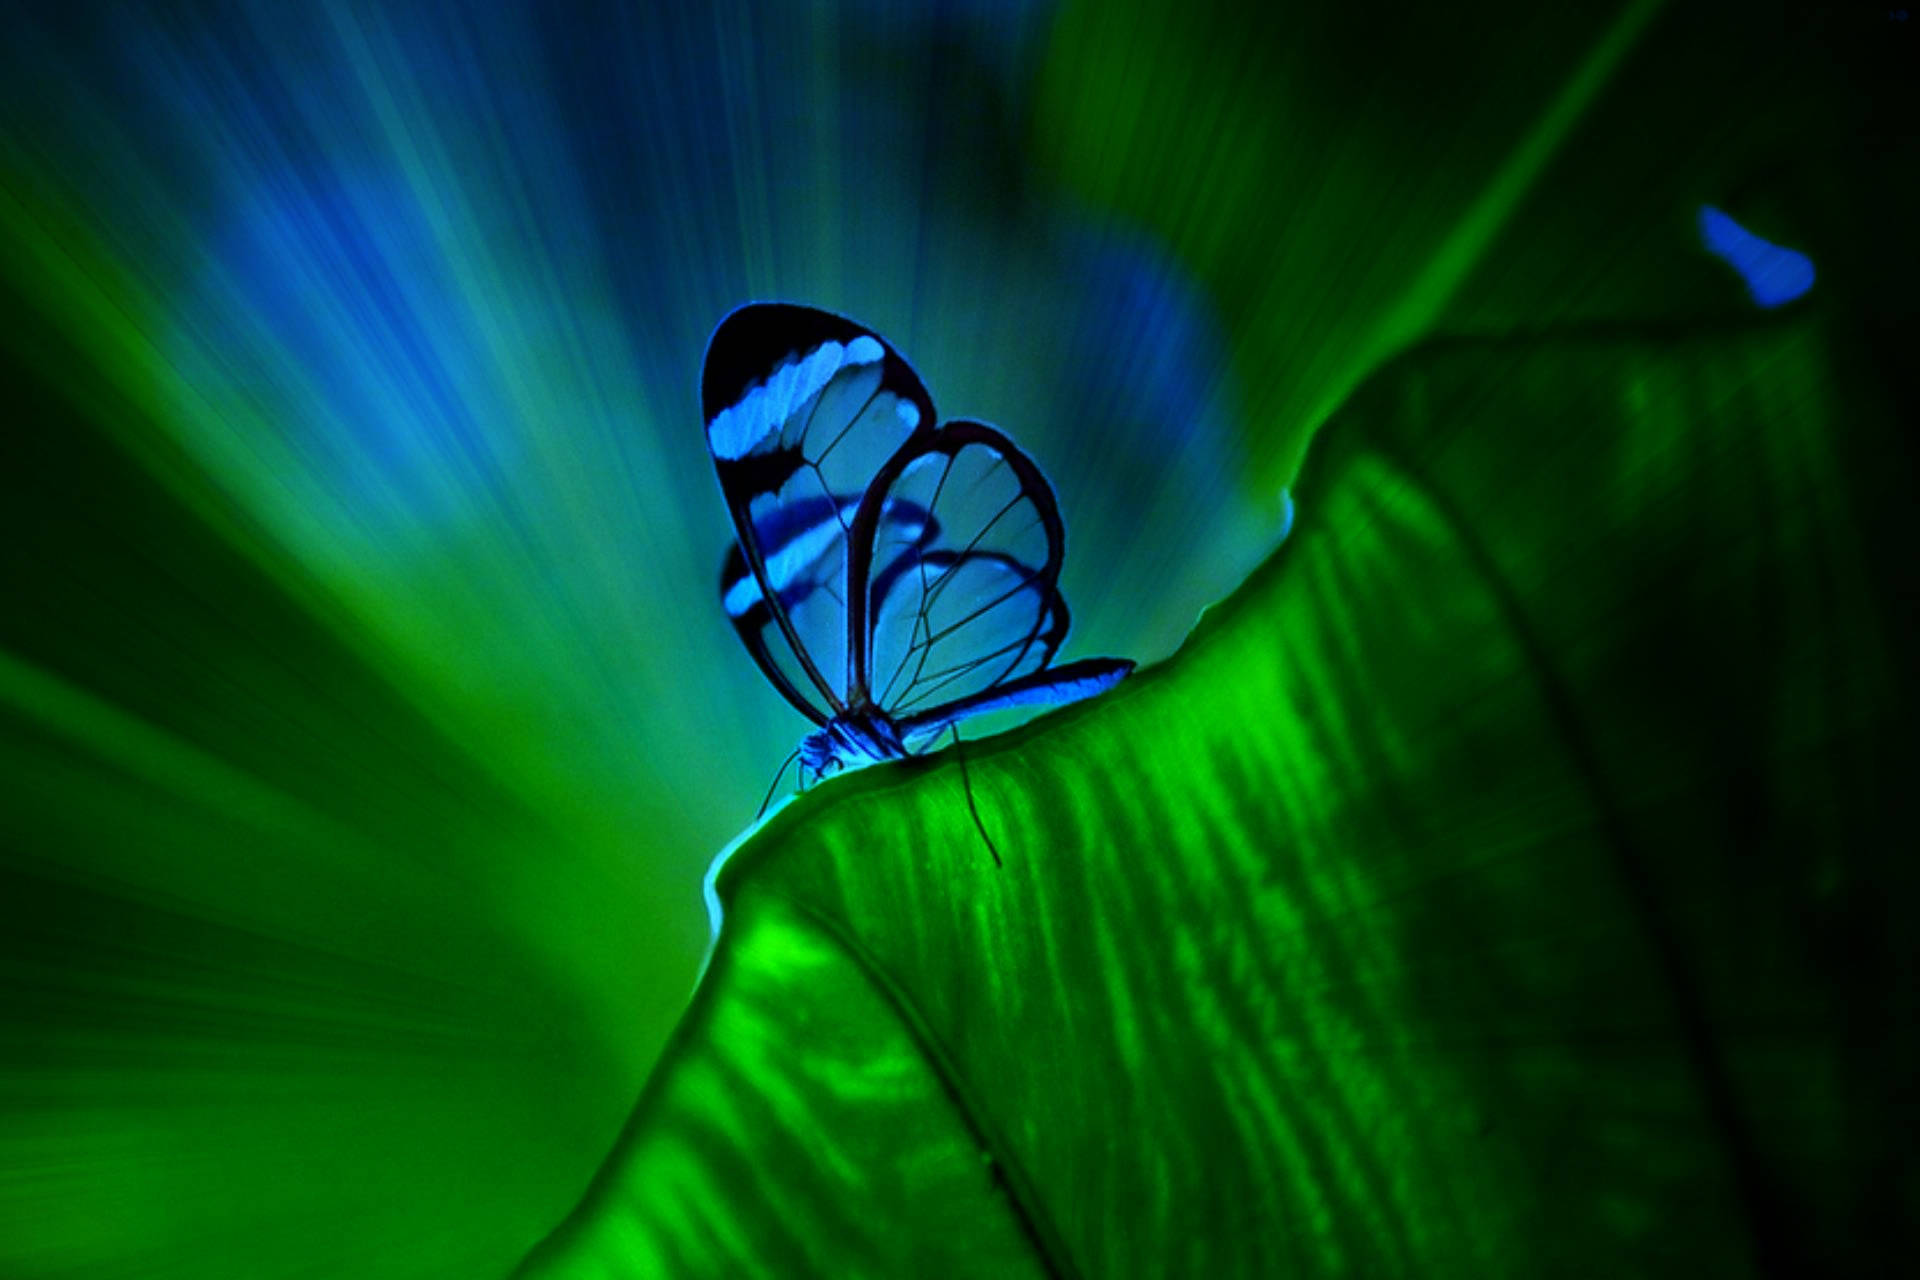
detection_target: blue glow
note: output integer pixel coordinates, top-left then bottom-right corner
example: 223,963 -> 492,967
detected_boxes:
1697,205 -> 1814,308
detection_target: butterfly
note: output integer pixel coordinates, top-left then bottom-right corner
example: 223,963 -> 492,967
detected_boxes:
703,302 -> 1135,856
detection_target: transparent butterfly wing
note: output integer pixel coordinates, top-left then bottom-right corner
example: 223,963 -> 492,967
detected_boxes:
852,419 -> 1084,720
704,304 -> 936,722
718,494 -> 937,726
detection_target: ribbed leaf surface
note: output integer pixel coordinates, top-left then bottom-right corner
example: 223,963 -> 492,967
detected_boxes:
521,309 -> 1908,1276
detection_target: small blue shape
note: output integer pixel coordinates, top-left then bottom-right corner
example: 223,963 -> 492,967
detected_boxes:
1698,205 -> 1815,308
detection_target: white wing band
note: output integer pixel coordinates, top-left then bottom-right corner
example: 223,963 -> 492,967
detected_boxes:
708,335 -> 885,460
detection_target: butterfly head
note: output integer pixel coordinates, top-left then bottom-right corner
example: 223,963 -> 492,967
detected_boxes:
799,707 -> 910,783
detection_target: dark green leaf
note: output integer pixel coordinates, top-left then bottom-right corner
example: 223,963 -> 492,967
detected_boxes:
520,297 -> 1912,1276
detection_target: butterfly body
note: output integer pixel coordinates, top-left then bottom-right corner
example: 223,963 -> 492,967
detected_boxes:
704,302 -> 1133,808
799,706 -> 910,782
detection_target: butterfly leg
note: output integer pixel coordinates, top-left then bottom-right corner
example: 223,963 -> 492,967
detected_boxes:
950,725 -> 1003,870
795,750 -> 845,798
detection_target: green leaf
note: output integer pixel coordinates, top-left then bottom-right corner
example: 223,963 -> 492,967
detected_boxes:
1028,0 -> 1873,495
518,295 -> 1911,1276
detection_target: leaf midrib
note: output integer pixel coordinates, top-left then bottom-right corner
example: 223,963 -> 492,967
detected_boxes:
765,886 -> 1082,1280
1354,412 -> 1798,1276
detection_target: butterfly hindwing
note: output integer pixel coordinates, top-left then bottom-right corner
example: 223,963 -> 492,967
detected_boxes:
703,304 -> 936,721
852,419 -> 1072,720
894,658 -> 1135,748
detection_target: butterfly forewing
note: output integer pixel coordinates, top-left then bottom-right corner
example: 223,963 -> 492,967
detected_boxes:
703,305 -> 936,721
852,420 -> 1069,719
718,495 -> 937,724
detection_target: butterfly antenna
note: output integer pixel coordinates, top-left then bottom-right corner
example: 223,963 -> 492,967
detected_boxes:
950,725 -> 1003,870
755,747 -> 803,820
